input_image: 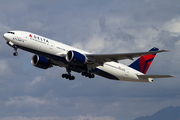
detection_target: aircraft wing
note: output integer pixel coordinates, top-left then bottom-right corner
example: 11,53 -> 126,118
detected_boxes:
86,49 -> 169,66
137,75 -> 174,79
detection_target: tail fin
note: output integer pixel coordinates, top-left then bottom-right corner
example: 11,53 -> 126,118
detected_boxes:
129,47 -> 159,74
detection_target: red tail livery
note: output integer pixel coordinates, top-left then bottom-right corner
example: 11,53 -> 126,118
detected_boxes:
129,47 -> 158,74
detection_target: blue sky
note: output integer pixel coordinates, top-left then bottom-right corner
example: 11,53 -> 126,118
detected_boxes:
0,0 -> 180,120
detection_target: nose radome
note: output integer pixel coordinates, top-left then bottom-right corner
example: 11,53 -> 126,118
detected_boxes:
3,33 -> 10,42
3,33 -> 7,39
3,33 -> 6,38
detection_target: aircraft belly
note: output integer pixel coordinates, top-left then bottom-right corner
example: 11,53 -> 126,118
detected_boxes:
92,67 -> 119,80
96,64 -> 125,80
96,63 -> 149,82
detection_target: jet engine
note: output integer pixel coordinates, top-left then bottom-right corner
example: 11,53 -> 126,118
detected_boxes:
66,50 -> 88,65
31,55 -> 51,69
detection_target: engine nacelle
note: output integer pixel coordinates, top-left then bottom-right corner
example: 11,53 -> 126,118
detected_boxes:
31,55 -> 51,69
66,50 -> 87,65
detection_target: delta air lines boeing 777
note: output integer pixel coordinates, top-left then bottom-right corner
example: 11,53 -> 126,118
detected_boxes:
3,31 -> 173,82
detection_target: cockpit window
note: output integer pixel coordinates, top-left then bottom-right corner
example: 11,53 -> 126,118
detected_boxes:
7,32 -> 15,34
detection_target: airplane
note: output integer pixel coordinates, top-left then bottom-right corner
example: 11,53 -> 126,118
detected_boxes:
3,30 -> 173,83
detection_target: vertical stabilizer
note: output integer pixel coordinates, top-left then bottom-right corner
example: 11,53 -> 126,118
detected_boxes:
129,47 -> 159,74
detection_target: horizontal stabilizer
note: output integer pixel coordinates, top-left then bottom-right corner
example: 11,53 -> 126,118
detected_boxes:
137,75 -> 174,79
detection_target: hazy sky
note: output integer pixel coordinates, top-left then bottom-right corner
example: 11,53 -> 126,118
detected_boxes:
0,0 -> 180,120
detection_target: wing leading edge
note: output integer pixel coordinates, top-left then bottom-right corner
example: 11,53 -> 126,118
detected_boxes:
86,49 -> 169,66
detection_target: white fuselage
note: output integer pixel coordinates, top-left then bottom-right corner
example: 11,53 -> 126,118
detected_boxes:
3,31 -> 152,82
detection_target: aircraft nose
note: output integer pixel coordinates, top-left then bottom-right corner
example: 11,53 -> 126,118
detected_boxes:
3,33 -> 10,41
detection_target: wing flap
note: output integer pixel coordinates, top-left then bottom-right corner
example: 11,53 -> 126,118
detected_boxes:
137,75 -> 174,79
